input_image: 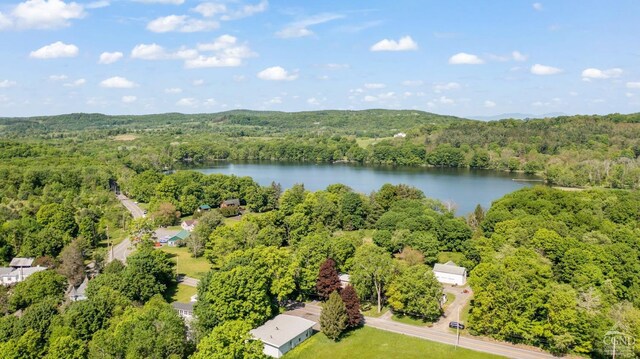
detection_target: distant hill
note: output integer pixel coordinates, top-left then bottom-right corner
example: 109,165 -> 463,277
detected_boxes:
0,109 -> 472,137
468,112 -> 567,121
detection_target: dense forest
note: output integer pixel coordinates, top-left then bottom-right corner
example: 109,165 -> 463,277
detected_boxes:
0,110 -> 639,358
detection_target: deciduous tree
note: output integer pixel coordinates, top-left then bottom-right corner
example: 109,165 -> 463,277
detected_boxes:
316,258 -> 342,300
340,285 -> 362,328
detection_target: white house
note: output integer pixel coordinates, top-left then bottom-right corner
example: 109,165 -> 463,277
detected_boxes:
393,132 -> 407,138
433,261 -> 467,286
181,220 -> 198,232
0,266 -> 47,286
68,277 -> 89,302
339,273 -> 350,288
172,302 -> 195,322
251,314 -> 316,358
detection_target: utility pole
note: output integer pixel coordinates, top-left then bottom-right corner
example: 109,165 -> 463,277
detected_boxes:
107,225 -> 113,260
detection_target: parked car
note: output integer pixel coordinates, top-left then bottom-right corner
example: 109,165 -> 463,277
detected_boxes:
449,321 -> 465,329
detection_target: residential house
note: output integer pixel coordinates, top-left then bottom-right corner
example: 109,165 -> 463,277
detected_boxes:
10,257 -> 34,268
393,132 -> 407,138
67,277 -> 89,301
197,204 -> 211,212
168,229 -> 190,247
0,266 -> 47,286
221,198 -> 241,208
181,220 -> 198,232
172,302 -> 194,322
250,314 -> 316,358
433,261 -> 467,286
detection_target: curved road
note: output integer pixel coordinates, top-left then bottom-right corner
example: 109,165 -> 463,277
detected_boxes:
287,303 -> 555,359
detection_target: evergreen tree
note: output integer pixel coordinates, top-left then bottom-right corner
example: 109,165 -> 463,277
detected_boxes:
316,258 -> 342,300
320,291 -> 347,341
340,285 -> 362,328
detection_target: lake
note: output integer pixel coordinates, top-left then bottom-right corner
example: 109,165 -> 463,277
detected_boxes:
194,162 -> 542,214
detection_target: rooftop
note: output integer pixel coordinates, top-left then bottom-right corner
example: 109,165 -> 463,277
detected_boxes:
223,198 -> 240,206
9,258 -> 34,267
250,314 -> 316,348
172,302 -> 194,312
433,261 -> 466,276
170,229 -> 190,241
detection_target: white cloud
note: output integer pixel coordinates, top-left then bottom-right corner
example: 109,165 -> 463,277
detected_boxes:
307,97 -> 320,105
276,13 -> 344,38
266,96 -> 282,104
131,43 -> 167,60
581,67 -> 623,80
121,95 -> 137,103
627,82 -> 640,89
0,12 -> 12,30
147,15 -> 218,33
193,79 -> 204,86
533,2 -> 543,11
448,52 -> 484,65
11,0 -> 85,30
324,63 -> 349,70
438,96 -> 454,104
134,0 -> 184,4
0,80 -> 17,88
531,63 -> 562,75
49,74 -> 68,81
63,78 -> 85,87
402,80 -> 423,86
512,51 -> 528,62
100,76 -> 137,88
203,98 -> 217,107
364,83 -> 385,89
185,55 -> 242,68
165,87 -> 182,94
191,2 -> 226,17
257,66 -> 298,81
363,95 -> 377,102
29,41 -> 79,59
484,100 -> 496,108
185,35 -> 255,68
197,34 -> 237,51
370,36 -> 418,52
220,0 -> 267,21
86,1 -> 110,9
177,97 -> 197,107
434,82 -> 460,92
99,51 -> 123,64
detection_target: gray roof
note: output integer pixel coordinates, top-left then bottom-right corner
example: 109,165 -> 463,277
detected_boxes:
0,267 -> 13,275
10,258 -> 34,267
172,302 -> 194,312
70,277 -> 89,297
223,198 -> 240,206
433,261 -> 466,276
250,314 -> 316,348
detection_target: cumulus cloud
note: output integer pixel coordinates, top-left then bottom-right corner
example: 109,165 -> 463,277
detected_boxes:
192,79 -> 204,86
531,63 -> 562,75
147,15 -> 218,33
192,2 -> 226,17
134,0 -> 184,4
220,0 -> 267,21
434,82 -> 460,92
165,87 -> 182,94
177,97 -> 197,107
363,95 -> 377,102
257,66 -> 298,81
512,51 -> 528,61
370,36 -> 418,52
99,51 -> 123,64
63,78 -> 85,87
276,13 -> 344,38
0,12 -> 13,30
627,82 -> 640,89
131,43 -> 167,60
100,76 -> 137,88
484,100 -> 496,108
29,41 -> 79,59
121,95 -> 137,103
532,2 -> 543,11
0,80 -> 17,88
185,35 -> 255,68
438,96 -> 454,104
581,67 -> 623,80
448,52 -> 484,65
307,97 -> 320,105
10,0 -> 85,30
86,1 -> 110,9
364,83 -> 385,89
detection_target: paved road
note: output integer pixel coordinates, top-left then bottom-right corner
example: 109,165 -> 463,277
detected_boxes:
432,285 -> 472,331
108,194 -> 144,263
286,303 -> 554,359
179,276 -> 200,287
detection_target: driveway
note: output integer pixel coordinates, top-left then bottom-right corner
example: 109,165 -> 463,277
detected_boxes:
432,284 -> 472,331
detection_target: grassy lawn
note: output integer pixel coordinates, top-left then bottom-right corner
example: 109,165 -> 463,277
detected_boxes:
355,137 -> 391,148
443,292 -> 456,311
437,251 -> 467,264
283,326 -> 504,359
165,283 -> 197,303
361,305 -> 389,318
159,246 -> 211,279
391,314 -> 432,327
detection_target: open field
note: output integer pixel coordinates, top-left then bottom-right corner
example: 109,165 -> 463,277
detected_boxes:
283,326 -> 504,359
159,246 -> 211,279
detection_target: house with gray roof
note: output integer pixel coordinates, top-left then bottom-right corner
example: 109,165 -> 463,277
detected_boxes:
251,314 -> 316,358
0,266 -> 47,286
68,277 -> 89,301
433,261 -> 467,285
172,302 -> 195,322
10,257 -> 34,268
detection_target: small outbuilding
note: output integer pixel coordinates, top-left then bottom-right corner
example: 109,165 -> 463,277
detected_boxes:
251,314 -> 316,358
168,229 -> 190,247
197,204 -> 211,212
433,261 -> 467,286
221,198 -> 240,208
339,273 -> 350,288
9,257 -> 34,268
181,220 -> 198,232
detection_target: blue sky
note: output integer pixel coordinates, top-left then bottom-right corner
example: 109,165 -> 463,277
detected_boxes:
0,0 -> 639,117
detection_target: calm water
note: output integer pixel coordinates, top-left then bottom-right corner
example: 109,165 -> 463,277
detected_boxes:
194,162 -> 542,214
